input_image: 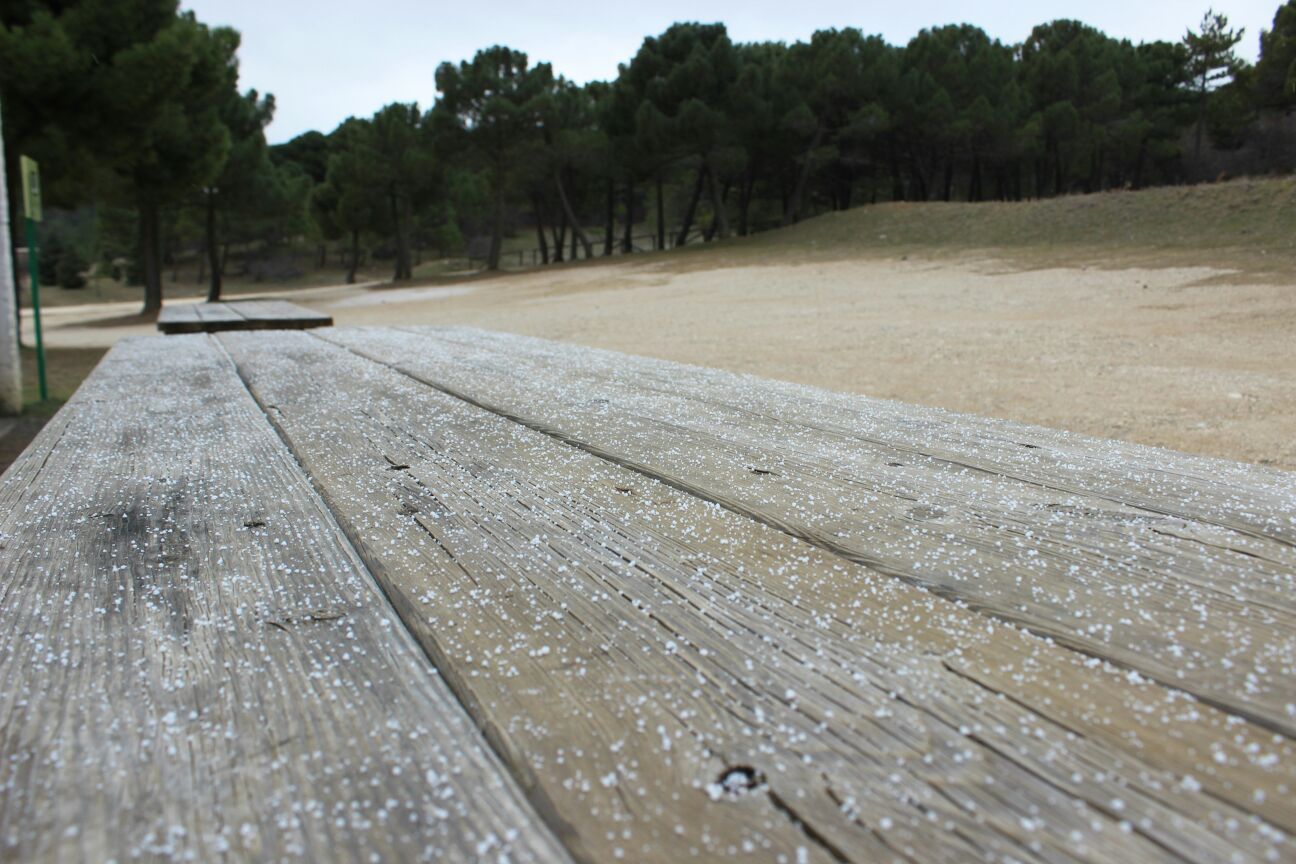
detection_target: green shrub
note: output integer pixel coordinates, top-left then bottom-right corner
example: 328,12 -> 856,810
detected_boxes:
37,233 -> 62,285
56,246 -> 88,289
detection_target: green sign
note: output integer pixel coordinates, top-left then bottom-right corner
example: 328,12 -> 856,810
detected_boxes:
20,155 -> 41,222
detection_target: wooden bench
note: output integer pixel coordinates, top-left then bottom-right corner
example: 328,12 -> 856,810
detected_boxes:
1,326 -> 1291,862
156,299 -> 333,334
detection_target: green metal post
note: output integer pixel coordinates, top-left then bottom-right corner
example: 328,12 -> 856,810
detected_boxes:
25,217 -> 46,401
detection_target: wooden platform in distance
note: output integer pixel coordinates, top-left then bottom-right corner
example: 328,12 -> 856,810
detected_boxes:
156,299 -> 333,334
1,326 -> 1292,863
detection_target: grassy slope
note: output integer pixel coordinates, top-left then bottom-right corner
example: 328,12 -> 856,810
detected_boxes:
734,177 -> 1296,275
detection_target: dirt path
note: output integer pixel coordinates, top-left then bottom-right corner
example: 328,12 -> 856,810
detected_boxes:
25,253 -> 1296,470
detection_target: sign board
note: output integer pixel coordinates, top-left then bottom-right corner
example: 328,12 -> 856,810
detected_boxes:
20,155 -> 40,222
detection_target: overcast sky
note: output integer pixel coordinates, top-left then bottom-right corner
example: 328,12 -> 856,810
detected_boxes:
182,0 -> 1282,144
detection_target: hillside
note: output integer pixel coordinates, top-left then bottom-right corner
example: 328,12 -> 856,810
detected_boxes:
724,176 -> 1296,275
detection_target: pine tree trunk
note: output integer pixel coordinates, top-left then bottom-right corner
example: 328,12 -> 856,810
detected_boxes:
910,163 -> 928,201
621,177 -> 634,253
783,126 -> 825,226
488,163 -> 504,270
205,192 -> 222,302
675,164 -> 706,247
738,168 -> 754,236
390,189 -> 412,280
1194,80 -> 1207,161
704,158 -> 730,239
1133,140 -> 1147,190
655,173 -> 665,250
551,205 -> 566,263
533,196 -> 550,264
554,168 -> 594,258
347,229 -> 359,284
603,178 -> 615,256
139,201 -> 163,316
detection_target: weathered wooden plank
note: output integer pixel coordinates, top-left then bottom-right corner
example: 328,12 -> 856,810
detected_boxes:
223,328 -> 1293,863
157,303 -> 207,334
0,334 -> 567,863
195,302 -> 246,326
452,328 -> 1295,547
157,302 -> 242,334
223,300 -> 333,330
341,325 -> 1296,740
157,301 -> 331,334
155,303 -> 201,324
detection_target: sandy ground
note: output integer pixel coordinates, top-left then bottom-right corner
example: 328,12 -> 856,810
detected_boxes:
24,253 -> 1296,471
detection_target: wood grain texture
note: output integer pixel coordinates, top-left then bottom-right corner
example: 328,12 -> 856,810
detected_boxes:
223,329 -> 1293,863
0,334 -> 567,863
156,302 -> 239,333
196,302 -> 245,327
157,300 -> 332,334
344,325 -> 1296,740
223,301 -> 334,329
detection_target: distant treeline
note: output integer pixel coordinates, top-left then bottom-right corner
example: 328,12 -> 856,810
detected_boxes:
3,1 -> 1296,310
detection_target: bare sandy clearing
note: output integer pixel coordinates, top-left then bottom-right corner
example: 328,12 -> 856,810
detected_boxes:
333,284 -> 477,307
22,253 -> 1296,470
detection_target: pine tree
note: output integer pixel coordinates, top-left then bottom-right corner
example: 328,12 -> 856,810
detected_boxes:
1183,9 -> 1245,157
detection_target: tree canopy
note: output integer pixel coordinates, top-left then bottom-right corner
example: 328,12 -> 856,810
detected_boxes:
3,0 -> 239,310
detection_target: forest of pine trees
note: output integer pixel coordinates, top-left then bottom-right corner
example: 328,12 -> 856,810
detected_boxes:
4,1 -> 1296,308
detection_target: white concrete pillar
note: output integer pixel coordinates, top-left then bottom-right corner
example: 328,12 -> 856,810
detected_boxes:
0,105 -> 23,415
